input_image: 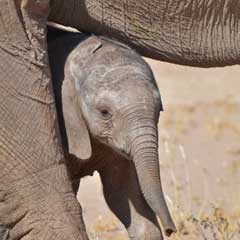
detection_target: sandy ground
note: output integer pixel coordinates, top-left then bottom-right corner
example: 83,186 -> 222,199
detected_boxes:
78,61 -> 240,239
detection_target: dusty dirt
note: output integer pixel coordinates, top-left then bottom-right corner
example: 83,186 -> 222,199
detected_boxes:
78,61 -> 240,239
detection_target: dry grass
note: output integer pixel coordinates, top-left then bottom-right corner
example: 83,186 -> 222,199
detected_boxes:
159,100 -> 240,240
172,207 -> 240,240
160,141 -> 240,240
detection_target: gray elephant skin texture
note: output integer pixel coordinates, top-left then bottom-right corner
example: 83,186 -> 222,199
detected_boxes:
48,27 -> 176,240
49,0 -> 240,67
1,1 -> 239,239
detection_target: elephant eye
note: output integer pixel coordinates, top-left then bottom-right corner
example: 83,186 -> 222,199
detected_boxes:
100,109 -> 112,120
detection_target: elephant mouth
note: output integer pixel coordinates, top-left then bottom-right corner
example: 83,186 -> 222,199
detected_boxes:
96,134 -> 132,160
111,145 -> 131,160
108,139 -> 132,160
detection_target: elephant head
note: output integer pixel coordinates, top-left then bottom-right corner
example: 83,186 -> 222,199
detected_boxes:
56,35 -> 176,236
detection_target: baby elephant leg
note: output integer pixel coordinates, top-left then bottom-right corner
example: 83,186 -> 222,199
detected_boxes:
98,157 -> 163,240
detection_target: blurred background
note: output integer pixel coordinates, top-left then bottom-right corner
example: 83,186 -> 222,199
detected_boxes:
78,61 -> 240,240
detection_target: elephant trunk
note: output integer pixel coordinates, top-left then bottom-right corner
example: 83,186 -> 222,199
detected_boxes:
130,119 -> 176,236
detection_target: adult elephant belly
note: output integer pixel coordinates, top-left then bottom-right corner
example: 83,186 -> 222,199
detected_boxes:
49,0 -> 240,67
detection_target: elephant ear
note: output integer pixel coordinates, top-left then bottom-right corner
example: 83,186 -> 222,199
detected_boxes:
61,77 -> 92,160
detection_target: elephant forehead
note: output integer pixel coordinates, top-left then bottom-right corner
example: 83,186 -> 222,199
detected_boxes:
80,64 -> 160,103
84,82 -> 159,108
86,64 -> 154,87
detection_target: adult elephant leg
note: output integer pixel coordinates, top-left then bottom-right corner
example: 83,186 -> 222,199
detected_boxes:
0,1 -> 87,239
98,156 -> 163,240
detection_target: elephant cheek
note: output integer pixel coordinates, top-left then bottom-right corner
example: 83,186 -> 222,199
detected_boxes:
112,130 -> 131,158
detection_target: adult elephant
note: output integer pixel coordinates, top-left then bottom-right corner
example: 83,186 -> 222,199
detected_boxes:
0,1 -> 239,240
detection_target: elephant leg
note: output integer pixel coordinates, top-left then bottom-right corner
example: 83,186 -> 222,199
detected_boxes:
0,2 -> 88,239
98,156 -> 163,240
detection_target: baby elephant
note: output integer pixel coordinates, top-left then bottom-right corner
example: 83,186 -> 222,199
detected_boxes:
48,26 -> 176,240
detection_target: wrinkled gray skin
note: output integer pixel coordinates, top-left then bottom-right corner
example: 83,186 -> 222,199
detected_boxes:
1,1 -> 239,240
0,226 -> 8,240
48,27 -> 176,239
49,0 -> 240,67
